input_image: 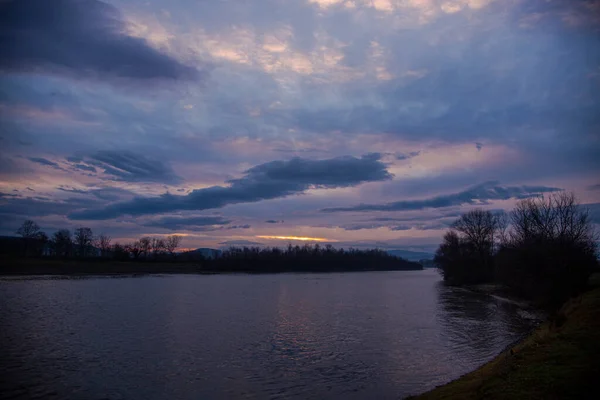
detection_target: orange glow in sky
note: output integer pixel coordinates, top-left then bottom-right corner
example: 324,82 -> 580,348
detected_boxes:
256,235 -> 335,242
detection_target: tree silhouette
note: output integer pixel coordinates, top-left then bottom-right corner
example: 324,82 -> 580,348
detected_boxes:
95,234 -> 112,258
16,220 -> 42,256
435,209 -> 499,284
73,227 -> 94,258
52,229 -> 73,258
165,235 -> 182,258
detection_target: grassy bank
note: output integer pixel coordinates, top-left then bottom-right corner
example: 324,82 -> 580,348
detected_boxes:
407,277 -> 600,400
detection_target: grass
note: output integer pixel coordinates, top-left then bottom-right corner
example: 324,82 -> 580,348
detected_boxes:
406,274 -> 600,400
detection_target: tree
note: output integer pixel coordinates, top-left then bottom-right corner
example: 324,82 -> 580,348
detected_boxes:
151,237 -> 166,259
32,231 -> 49,257
16,220 -> 40,239
496,192 -> 598,306
16,220 -> 41,256
435,209 -> 500,284
452,209 -> 498,253
95,234 -> 112,258
73,227 -> 94,258
112,243 -> 129,261
139,237 -> 151,259
126,241 -> 143,260
165,235 -> 182,258
52,229 -> 73,258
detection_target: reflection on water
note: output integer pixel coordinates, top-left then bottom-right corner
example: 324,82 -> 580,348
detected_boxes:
435,282 -> 542,370
0,270 -> 541,400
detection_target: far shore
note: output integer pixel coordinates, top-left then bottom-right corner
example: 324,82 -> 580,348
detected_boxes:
0,258 -> 423,276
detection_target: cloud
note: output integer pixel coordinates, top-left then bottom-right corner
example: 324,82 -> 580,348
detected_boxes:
0,0 -> 200,81
69,153 -> 392,220
72,163 -> 97,173
395,151 -> 421,160
56,186 -> 136,201
27,157 -> 61,169
265,219 -> 284,223
585,203 -> 600,224
67,150 -> 182,184
56,186 -> 88,194
0,195 -> 102,217
226,224 -> 251,230
588,184 -> 600,191
143,215 -> 232,231
219,240 -> 264,247
322,181 -> 562,212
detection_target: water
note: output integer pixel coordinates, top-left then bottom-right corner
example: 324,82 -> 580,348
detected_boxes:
0,270 -> 541,399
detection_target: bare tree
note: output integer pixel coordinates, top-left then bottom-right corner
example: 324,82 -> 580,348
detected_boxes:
52,229 -> 73,258
497,192 -> 598,305
112,242 -> 129,261
139,237 -> 152,259
16,220 -> 42,256
16,220 -> 41,238
509,192 -> 597,248
95,234 -> 112,257
126,241 -> 143,260
434,209 -> 500,284
452,209 -> 498,253
165,235 -> 182,257
73,227 -> 94,257
151,237 -> 166,259
495,211 -> 509,247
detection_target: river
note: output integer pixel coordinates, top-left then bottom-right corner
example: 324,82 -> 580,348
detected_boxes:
0,269 -> 541,399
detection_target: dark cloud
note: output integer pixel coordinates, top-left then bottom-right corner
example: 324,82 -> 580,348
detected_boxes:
322,181 -> 562,213
226,224 -> 251,230
395,151 -> 420,161
0,195 -> 102,217
67,150 -> 182,184
0,0 -> 200,81
72,163 -> 97,173
265,219 -> 284,224
27,157 -> 61,169
55,186 -> 135,202
56,186 -> 88,194
87,187 -> 136,201
331,210 -> 462,231
69,154 -> 392,220
389,222 -> 449,231
588,184 -> 600,191
143,216 -> 232,231
218,240 -> 264,247
273,147 -> 330,154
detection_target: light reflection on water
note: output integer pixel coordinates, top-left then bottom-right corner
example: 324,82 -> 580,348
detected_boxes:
0,270 -> 541,399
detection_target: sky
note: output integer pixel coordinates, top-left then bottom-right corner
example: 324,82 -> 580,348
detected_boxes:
0,0 -> 599,252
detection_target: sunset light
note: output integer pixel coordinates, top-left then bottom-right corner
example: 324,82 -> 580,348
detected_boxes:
256,235 -> 335,242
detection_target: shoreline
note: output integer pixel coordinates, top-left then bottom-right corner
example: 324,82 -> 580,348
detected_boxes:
0,259 -> 423,277
405,277 -> 600,399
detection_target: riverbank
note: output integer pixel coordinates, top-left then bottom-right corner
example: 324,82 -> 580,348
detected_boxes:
406,275 -> 600,400
0,258 -> 422,276
0,259 -> 209,276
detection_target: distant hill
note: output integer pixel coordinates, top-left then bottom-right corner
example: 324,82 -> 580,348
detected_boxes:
387,249 -> 434,261
184,248 -> 222,259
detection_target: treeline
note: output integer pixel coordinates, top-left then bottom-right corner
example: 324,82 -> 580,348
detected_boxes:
435,192 -> 598,307
212,244 -> 422,272
4,220 -> 182,261
2,222 -> 422,273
